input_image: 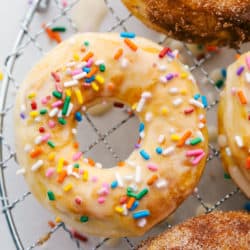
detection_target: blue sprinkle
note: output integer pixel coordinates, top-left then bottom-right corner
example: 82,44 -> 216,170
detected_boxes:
129,200 -> 139,211
111,180 -> 118,189
194,93 -> 201,100
133,210 -> 150,219
201,95 -> 208,108
82,67 -> 91,73
221,68 -> 227,78
244,201 -> 250,212
20,113 -> 26,120
75,112 -> 82,122
120,32 -> 136,39
156,147 -> 162,154
85,75 -> 95,83
139,123 -> 145,132
140,149 -> 150,160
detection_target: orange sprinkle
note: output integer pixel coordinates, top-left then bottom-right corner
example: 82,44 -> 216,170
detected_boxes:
88,158 -> 95,167
147,175 -> 158,185
117,161 -> 125,167
82,52 -> 94,62
63,160 -> 69,166
114,48 -> 123,60
177,130 -> 192,147
48,221 -> 56,228
124,38 -> 138,51
57,170 -> 67,183
126,197 -> 135,209
73,142 -> 79,149
137,137 -> 141,145
42,24 -> 61,43
30,147 -> 43,158
80,46 -> 86,52
107,82 -> 115,92
237,90 -> 247,105
200,118 -> 206,124
246,157 -> 250,169
235,54 -> 241,59
86,66 -> 98,78
206,45 -> 218,52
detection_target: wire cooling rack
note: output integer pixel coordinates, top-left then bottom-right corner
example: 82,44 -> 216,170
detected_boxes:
0,0 -> 249,249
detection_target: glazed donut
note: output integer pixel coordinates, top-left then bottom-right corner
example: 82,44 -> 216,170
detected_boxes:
137,211 -> 250,249
14,33 -> 208,237
218,52 -> 250,198
122,0 -> 250,47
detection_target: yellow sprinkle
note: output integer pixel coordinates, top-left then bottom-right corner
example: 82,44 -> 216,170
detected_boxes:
29,111 -> 39,118
95,75 -> 105,85
63,183 -> 73,192
55,216 -> 62,223
82,171 -> 88,181
132,103 -> 137,111
180,89 -> 187,95
48,152 -> 55,161
74,87 -> 83,104
73,53 -> 80,61
171,134 -> 180,141
57,158 -> 64,173
161,107 -> 168,115
65,89 -> 72,97
180,72 -> 188,78
28,92 -> 36,99
115,206 -> 123,214
0,71 -> 3,81
91,82 -> 99,91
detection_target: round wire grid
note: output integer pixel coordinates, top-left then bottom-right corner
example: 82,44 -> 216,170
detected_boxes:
0,0 -> 249,249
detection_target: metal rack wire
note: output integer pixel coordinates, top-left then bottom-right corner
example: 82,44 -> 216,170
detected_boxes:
0,0 -> 249,249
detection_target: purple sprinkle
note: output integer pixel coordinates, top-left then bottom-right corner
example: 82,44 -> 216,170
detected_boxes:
134,143 -> 140,149
167,51 -> 175,59
237,66 -> 244,76
166,73 -> 174,81
20,113 -> 26,119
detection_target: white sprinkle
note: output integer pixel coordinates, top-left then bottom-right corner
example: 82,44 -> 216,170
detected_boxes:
245,72 -> 250,83
124,175 -> 133,181
169,128 -> 175,134
189,99 -> 204,108
126,160 -> 136,167
129,184 -> 138,192
158,64 -> 167,71
142,91 -> 152,99
137,218 -> 147,227
135,165 -> 141,183
225,147 -> 231,156
159,75 -> 167,83
64,79 -> 79,87
66,61 -> 76,67
169,87 -> 179,95
121,58 -> 129,68
122,204 -> 128,216
31,160 -> 44,171
24,144 -> 32,153
196,131 -> 204,141
158,134 -> 165,144
235,135 -> 243,148
34,116 -> 41,122
72,128 -> 77,134
139,131 -> 145,138
16,168 -> 26,175
115,172 -> 124,187
96,162 -> 103,169
145,112 -> 153,122
199,114 -> 205,120
73,72 -> 87,80
57,110 -> 62,118
49,108 -> 59,117
136,98 -> 146,113
20,104 -> 26,112
66,165 -> 73,175
35,136 -> 43,145
76,62 -> 87,69
198,123 -> 205,129
162,146 -> 175,156
173,98 -> 183,107
95,59 -> 105,65
155,178 -> 168,188
66,103 -> 73,116
70,172 -> 80,179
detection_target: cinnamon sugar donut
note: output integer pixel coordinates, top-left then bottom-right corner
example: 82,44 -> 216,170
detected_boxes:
137,211 -> 250,249
14,33 -> 208,237
122,0 -> 250,47
218,52 -> 250,198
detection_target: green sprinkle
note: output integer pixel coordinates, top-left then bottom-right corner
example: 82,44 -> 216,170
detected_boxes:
51,26 -> 66,32
74,163 -> 80,169
62,96 -> 71,116
215,79 -> 224,89
127,187 -> 137,198
224,173 -> 231,179
58,117 -> 67,125
136,188 -> 148,200
40,109 -> 47,115
80,216 -> 88,223
52,91 -> 62,99
197,44 -> 204,50
190,137 -> 202,145
99,64 -> 106,72
47,141 -> 55,148
47,191 -> 55,201
84,41 -> 89,46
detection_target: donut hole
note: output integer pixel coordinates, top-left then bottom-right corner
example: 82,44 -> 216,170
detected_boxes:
76,100 -> 140,168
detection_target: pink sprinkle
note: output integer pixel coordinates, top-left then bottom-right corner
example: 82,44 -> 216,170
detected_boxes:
97,197 -> 105,204
41,97 -> 48,105
55,82 -> 63,92
246,56 -> 250,70
231,87 -> 237,95
75,197 -> 82,205
51,72 -> 60,82
61,0 -> 68,8
79,169 -> 84,175
184,108 -> 194,115
186,149 -> 204,157
91,176 -> 98,182
102,183 -> 109,188
86,58 -> 94,67
73,152 -> 83,161
45,168 -> 55,178
48,120 -> 56,128
71,69 -> 82,76
52,100 -> 63,108
98,187 -> 109,196
191,152 -> 206,166
147,163 -> 158,171
42,133 -> 51,142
